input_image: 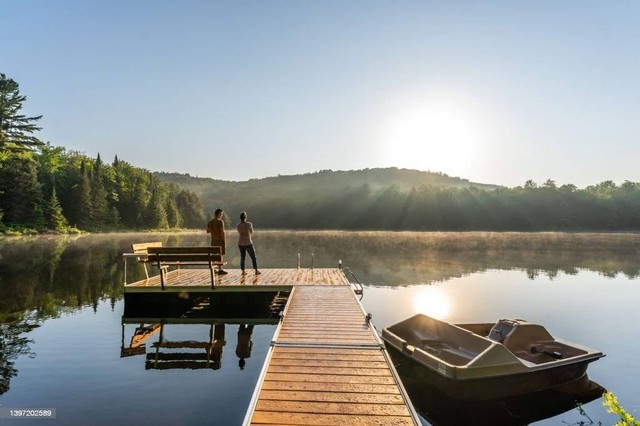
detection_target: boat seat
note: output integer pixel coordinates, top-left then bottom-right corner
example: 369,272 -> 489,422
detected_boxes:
502,324 -> 554,354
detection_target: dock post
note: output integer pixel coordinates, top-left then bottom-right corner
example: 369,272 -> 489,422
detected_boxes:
297,253 -> 300,269
311,253 -> 314,270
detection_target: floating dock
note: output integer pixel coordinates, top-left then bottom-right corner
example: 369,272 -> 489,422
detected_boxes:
124,267 -> 420,425
124,268 -> 352,292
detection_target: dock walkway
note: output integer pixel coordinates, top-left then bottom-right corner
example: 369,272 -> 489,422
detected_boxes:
245,285 -> 419,425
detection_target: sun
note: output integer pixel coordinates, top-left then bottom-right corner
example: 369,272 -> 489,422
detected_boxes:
384,101 -> 480,175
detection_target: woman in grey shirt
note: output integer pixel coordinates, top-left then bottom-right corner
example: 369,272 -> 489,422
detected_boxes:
237,211 -> 261,275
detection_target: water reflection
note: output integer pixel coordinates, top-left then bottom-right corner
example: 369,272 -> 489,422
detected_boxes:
0,315 -> 38,395
121,321 -> 264,373
402,372 -> 605,426
120,289 -> 282,374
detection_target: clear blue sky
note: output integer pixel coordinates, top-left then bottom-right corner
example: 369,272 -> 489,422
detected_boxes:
3,1 -> 639,187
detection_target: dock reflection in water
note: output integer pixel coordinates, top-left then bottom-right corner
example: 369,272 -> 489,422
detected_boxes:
401,372 -> 605,426
120,291 -> 286,372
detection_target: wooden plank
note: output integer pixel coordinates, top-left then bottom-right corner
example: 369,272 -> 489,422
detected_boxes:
260,381 -> 402,394
272,347 -> 383,356
277,330 -> 375,337
255,400 -> 411,416
263,372 -> 396,385
269,359 -> 389,368
258,390 -> 405,404
267,366 -> 393,377
251,411 -> 413,425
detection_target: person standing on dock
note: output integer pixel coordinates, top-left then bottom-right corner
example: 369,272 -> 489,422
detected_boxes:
207,209 -> 227,275
237,211 -> 261,275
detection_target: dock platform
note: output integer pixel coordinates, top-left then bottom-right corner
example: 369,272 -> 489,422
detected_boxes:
124,268 -> 351,292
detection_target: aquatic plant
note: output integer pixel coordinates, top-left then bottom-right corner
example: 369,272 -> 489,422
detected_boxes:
603,392 -> 640,426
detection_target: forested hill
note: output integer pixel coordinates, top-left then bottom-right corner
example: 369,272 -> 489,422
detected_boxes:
156,169 -> 640,231
156,168 -> 499,214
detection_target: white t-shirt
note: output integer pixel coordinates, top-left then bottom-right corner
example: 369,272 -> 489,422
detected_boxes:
237,221 -> 254,246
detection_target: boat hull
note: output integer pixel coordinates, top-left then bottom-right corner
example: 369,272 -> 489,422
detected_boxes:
386,342 -> 596,400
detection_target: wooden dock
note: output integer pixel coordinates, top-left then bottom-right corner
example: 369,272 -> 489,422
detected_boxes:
123,266 -> 419,425
124,268 -> 351,292
245,285 -> 419,425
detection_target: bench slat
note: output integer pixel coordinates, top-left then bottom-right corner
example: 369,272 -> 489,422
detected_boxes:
147,246 -> 222,255
132,241 -> 163,254
147,254 -> 222,263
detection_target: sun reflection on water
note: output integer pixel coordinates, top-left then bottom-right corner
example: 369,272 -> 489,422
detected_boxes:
413,286 -> 451,320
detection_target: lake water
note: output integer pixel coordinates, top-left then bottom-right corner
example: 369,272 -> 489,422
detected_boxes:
1,231 -> 639,425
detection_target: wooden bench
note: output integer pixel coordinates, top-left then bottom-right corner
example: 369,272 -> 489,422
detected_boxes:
131,242 -> 165,280
146,246 -> 224,290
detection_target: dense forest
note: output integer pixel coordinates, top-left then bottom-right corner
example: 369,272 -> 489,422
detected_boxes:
3,71 -> 640,233
0,73 -> 206,234
159,170 -> 640,231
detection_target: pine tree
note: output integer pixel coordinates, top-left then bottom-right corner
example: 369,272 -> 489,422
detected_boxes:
75,162 -> 93,229
46,187 -> 68,231
175,189 -> 206,228
165,198 -> 183,228
147,184 -> 168,229
0,153 -> 44,226
90,154 -> 109,229
0,74 -> 43,151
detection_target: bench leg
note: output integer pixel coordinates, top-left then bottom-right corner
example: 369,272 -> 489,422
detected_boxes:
160,266 -> 166,290
210,266 -> 215,289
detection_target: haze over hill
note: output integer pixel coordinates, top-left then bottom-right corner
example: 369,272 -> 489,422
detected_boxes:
155,168 -> 500,215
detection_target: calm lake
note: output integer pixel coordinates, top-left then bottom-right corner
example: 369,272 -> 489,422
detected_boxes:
1,231 -> 639,425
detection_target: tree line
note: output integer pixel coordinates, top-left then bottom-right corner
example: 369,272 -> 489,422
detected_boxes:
0,73 -> 205,233
161,169 -> 640,232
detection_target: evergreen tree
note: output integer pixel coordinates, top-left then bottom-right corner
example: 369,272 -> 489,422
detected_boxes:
175,189 -> 206,228
147,185 -> 168,229
90,154 -> 109,229
74,162 -> 93,229
165,198 -> 183,228
0,74 -> 43,151
45,187 -> 68,231
0,153 -> 44,226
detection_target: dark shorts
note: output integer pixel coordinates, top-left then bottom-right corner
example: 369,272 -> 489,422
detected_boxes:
210,238 -> 226,255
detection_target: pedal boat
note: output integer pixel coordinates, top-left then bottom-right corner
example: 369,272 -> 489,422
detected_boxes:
382,314 -> 604,400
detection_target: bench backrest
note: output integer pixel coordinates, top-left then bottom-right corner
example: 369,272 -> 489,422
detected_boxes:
132,242 -> 163,254
147,246 -> 223,263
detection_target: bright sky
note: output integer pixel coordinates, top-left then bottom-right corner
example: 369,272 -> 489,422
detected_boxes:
3,1 -> 639,187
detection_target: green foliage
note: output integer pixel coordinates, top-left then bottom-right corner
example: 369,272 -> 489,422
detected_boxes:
156,172 -> 640,231
0,73 -> 43,151
603,392 -> 640,426
0,152 -> 44,226
0,146 -> 206,234
45,187 -> 69,232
